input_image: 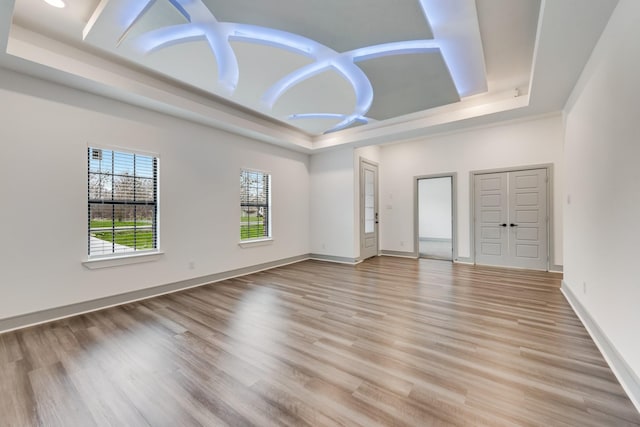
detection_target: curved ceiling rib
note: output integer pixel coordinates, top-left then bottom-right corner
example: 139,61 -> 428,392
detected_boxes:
83,0 -> 488,134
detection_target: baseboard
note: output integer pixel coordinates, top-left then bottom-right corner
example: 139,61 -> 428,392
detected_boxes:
418,237 -> 452,243
380,250 -> 418,259
309,254 -> 362,264
550,264 -> 564,272
452,258 -> 563,272
561,281 -> 640,413
0,254 -> 310,335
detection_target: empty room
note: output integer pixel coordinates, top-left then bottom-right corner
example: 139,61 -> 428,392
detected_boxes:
1,0 -> 639,425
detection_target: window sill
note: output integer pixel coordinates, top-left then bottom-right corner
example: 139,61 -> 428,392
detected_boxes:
83,251 -> 164,269
238,238 -> 273,248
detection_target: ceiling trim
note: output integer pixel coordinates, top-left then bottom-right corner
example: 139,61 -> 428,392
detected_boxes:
0,0 -> 620,153
4,24 -> 313,152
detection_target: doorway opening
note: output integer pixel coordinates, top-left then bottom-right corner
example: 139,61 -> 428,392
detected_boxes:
415,175 -> 455,261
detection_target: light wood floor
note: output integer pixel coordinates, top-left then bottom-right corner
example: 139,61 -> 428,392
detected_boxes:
1,258 -> 639,426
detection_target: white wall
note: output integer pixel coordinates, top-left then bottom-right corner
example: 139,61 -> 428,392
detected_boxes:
309,147 -> 356,259
309,145 -> 381,261
418,177 -> 452,240
379,114 -> 564,263
0,68 -> 309,321
563,0 -> 640,394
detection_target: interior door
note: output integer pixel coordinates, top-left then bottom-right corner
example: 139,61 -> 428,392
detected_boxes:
508,169 -> 548,270
474,172 -> 509,267
360,160 -> 378,259
474,168 -> 548,270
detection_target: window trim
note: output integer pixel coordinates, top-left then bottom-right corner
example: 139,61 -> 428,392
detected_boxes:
240,168 -> 272,243
87,144 -> 160,261
83,251 -> 164,269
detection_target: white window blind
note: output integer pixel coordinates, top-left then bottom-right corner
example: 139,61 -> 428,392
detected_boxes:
88,147 -> 158,256
240,169 -> 271,240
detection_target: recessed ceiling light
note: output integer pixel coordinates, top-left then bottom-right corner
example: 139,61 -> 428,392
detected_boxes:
44,0 -> 66,8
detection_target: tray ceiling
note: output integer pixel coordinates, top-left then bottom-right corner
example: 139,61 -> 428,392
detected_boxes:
10,0 -> 606,148
11,0 -> 505,135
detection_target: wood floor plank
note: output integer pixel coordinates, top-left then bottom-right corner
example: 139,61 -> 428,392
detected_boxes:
0,360 -> 38,427
0,257 -> 638,426
0,332 -> 23,365
27,362 -> 98,427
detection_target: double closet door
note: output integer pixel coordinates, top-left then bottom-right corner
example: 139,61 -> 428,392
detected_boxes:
474,168 -> 548,270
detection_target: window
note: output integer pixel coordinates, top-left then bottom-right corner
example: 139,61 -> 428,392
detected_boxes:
240,169 -> 270,241
88,147 -> 158,257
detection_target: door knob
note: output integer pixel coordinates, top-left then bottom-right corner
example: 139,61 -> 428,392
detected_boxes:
499,223 -> 507,227
510,223 -> 518,227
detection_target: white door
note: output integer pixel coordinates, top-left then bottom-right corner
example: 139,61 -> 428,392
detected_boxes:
360,160 -> 378,259
508,169 -> 548,270
474,169 -> 548,270
474,172 -> 509,267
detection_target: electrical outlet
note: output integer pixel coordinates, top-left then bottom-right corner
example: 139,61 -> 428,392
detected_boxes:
188,261 -> 195,270
322,243 -> 326,250
400,241 -> 404,247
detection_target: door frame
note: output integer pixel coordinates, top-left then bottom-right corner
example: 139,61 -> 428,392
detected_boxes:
413,173 -> 458,261
359,158 -> 379,260
469,163 -> 556,271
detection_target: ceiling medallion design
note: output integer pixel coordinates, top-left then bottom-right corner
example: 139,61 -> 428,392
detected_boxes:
110,0 -> 483,133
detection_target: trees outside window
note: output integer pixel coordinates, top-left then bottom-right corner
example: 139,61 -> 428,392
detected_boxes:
240,170 -> 270,240
88,148 -> 158,256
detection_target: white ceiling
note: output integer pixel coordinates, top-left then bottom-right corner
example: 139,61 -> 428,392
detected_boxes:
1,0 -> 620,152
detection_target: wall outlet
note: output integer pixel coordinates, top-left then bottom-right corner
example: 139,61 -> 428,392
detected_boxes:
322,243 -> 326,250
400,241 -> 404,247
188,261 -> 195,270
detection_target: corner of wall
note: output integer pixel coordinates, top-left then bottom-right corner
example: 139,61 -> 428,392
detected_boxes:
561,281 -> 640,413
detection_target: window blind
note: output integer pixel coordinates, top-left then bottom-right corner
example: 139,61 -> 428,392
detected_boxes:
240,169 -> 270,240
88,147 -> 158,256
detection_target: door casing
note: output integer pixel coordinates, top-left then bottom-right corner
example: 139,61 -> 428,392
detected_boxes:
413,173 -> 458,261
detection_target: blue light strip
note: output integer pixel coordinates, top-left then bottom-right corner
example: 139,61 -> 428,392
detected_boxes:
116,0 -> 156,44
261,60 -> 335,108
262,40 -> 439,132
290,113 -> 346,120
351,40 -> 440,62
289,113 -> 369,125
329,58 -> 373,131
118,0 -> 152,29
418,0 -> 487,96
130,24 -> 239,93
111,0 -> 484,133
132,24 -> 205,53
167,0 -> 191,22
227,23 -> 317,57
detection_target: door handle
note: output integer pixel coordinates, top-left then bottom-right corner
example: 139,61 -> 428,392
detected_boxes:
499,223 -> 507,227
510,223 -> 518,227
